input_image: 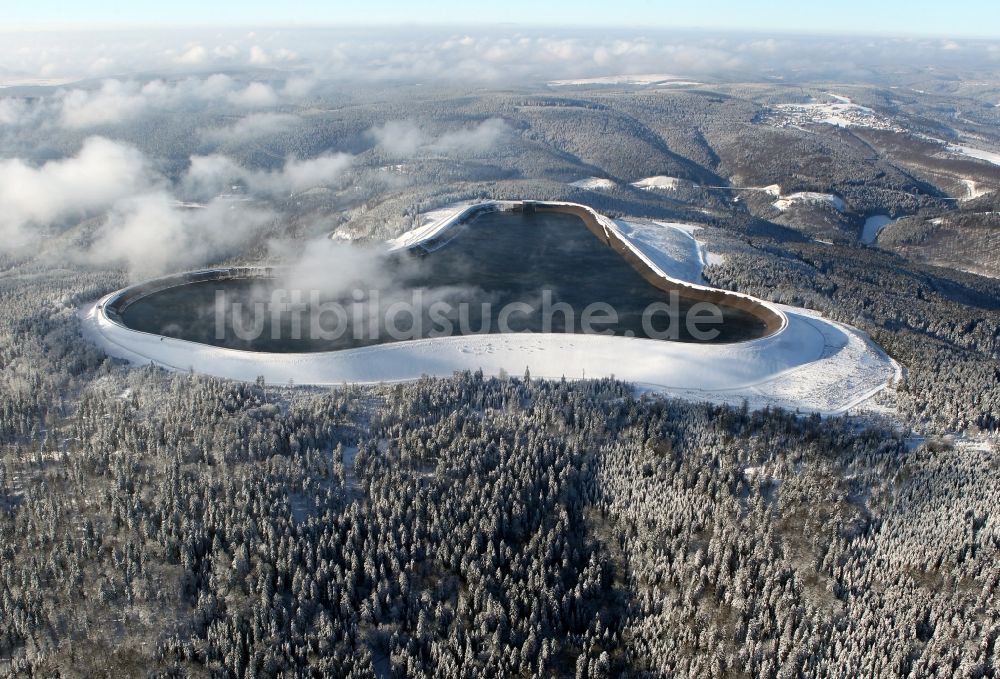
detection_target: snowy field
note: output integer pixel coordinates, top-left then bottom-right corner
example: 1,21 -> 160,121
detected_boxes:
631,176 -> 680,191
916,133 -> 1000,169
81,201 -> 900,416
772,191 -> 845,212
548,74 -> 701,87
949,143 -> 1000,167
961,179 -> 993,200
569,177 -> 617,191
861,215 -> 895,244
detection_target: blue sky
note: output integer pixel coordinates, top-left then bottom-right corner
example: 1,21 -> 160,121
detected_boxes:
3,0 -> 999,38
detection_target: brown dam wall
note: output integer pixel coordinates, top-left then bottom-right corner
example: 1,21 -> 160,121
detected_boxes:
104,200 -> 785,342
530,202 -> 786,337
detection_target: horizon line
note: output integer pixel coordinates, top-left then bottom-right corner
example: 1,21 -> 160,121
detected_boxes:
0,22 -> 997,41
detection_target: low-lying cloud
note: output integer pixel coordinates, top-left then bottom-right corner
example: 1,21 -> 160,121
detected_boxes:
57,75 -> 237,128
0,75 -> 311,130
2,28 -> 999,90
183,152 -> 353,199
268,237 -> 398,295
203,112 -> 302,143
0,135 -> 350,276
225,82 -> 279,108
0,137 -> 153,249
85,193 -> 274,277
368,118 -> 509,157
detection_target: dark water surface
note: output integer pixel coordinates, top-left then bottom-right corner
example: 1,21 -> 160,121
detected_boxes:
121,210 -> 768,352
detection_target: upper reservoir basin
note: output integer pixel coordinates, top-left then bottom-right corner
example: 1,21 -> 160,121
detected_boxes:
116,208 -> 771,352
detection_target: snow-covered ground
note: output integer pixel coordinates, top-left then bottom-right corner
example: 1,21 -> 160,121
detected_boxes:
772,192 -> 846,212
861,215 -> 895,244
385,201 -> 479,250
917,133 -> 1000,169
549,74 -> 700,87
81,201 -> 899,416
631,176 -> 681,191
613,219 -> 712,284
949,143 -> 1000,167
961,179 -> 993,200
763,94 -> 903,132
570,177 -> 617,191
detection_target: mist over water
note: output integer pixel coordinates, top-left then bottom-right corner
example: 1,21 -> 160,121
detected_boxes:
120,210 -> 768,351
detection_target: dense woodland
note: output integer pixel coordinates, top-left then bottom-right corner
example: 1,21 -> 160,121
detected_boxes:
0,260 -> 997,677
2,355 -> 998,677
705,239 -> 1000,433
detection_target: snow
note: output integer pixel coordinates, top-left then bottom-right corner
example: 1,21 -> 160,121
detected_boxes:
613,219 -> 710,284
549,74 -> 700,87
861,215 -> 895,244
772,192 -> 845,212
961,179 -> 992,201
763,94 -> 902,132
631,176 -> 681,191
570,177 -> 617,191
919,133 -> 1000,168
950,144 -> 1000,167
0,77 -> 75,87
81,201 -> 899,416
385,201 -> 479,250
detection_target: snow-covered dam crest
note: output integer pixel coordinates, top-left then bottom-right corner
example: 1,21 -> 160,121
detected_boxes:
81,200 -> 898,415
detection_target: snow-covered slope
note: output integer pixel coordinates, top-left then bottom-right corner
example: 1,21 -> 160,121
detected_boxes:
549,74 -> 700,87
631,176 -> 680,191
861,215 -> 895,244
570,177 -> 617,191
612,219 -> 711,284
772,192 -> 845,212
81,202 -> 899,415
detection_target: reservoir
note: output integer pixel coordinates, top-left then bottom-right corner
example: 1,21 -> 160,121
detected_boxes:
118,209 -> 771,352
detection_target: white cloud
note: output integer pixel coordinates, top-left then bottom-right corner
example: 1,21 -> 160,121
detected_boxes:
85,192 -> 273,277
368,120 -> 429,157
0,98 -> 33,126
1,28 -> 998,89
176,45 -> 209,65
368,118 -> 509,157
0,136 -> 319,275
269,237 -> 396,295
53,75 -> 289,129
184,152 -> 353,199
249,45 -> 299,66
204,112 -> 301,143
431,118 -> 509,154
282,77 -> 315,98
276,155 -> 354,193
58,79 -> 169,128
87,57 -> 116,74
226,82 -> 279,108
0,137 -> 152,249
